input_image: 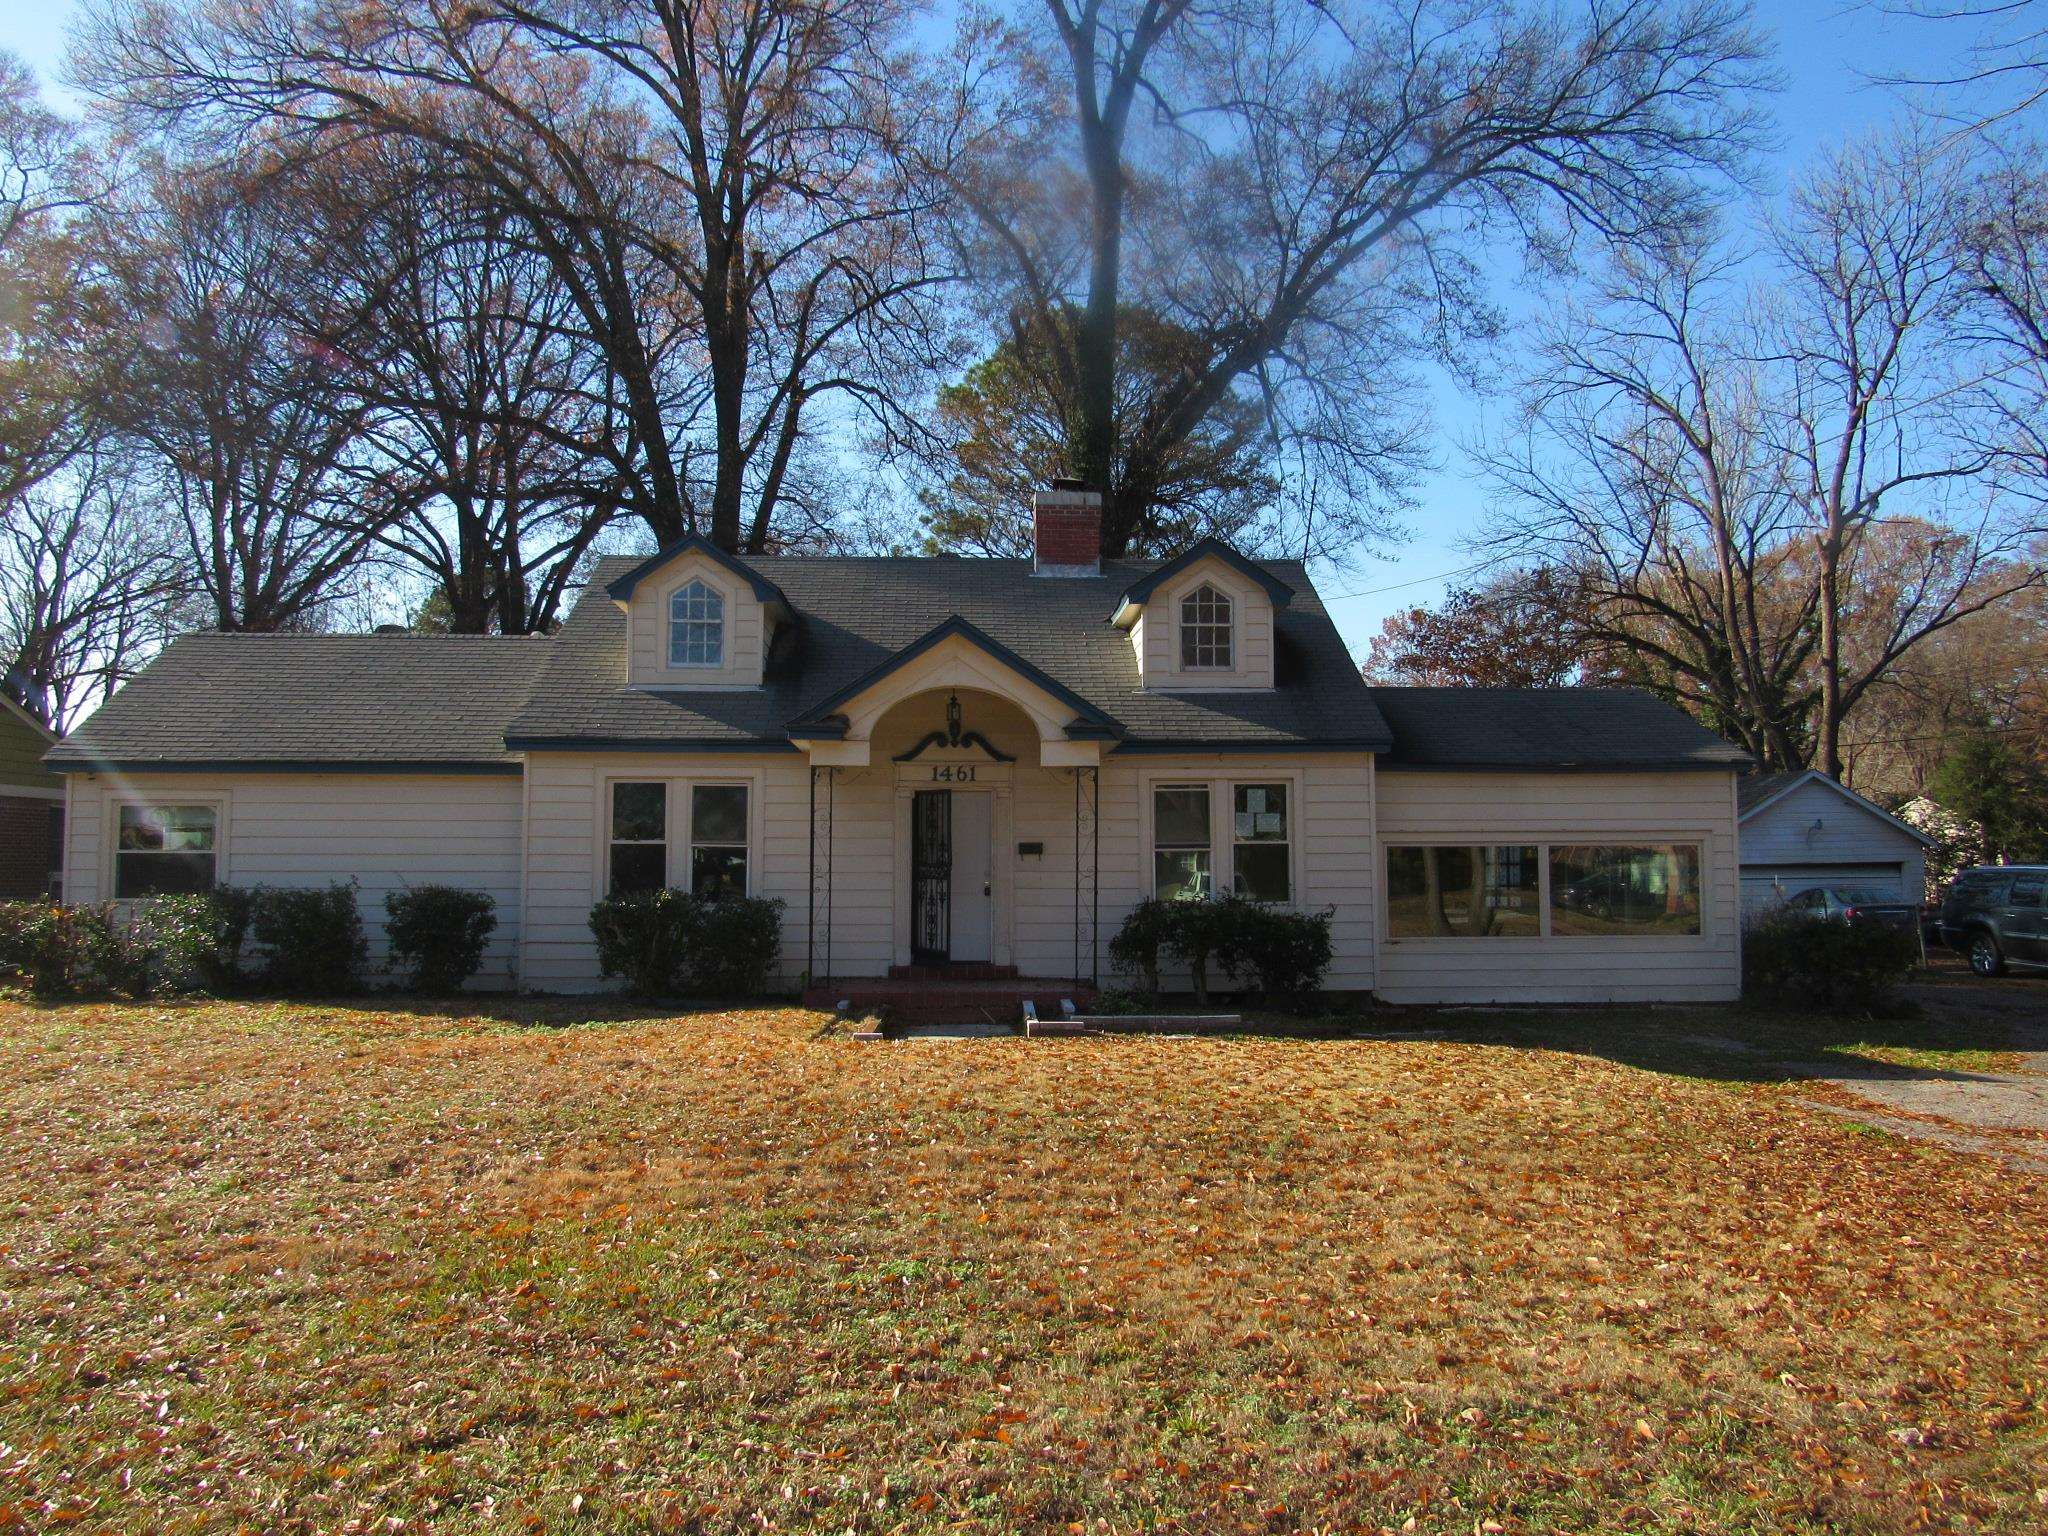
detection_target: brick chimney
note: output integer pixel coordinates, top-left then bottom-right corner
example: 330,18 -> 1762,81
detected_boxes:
1032,478 -> 1101,576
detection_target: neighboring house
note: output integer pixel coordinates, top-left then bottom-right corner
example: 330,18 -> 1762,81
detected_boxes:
1737,770 -> 1934,917
44,486 -> 1752,1005
0,690 -> 63,900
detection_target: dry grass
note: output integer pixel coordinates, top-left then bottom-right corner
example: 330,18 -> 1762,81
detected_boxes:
0,996 -> 2043,1534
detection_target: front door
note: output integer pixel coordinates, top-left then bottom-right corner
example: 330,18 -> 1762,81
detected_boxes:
910,790 -> 995,965
949,792 -> 994,962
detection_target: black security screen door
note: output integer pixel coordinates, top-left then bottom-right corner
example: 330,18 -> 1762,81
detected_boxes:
912,790 -> 952,964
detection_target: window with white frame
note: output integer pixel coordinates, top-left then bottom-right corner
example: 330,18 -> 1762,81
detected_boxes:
1231,783 -> 1290,901
1384,841 -> 1703,939
1152,785 -> 1212,899
689,785 -> 749,896
667,579 -> 725,667
115,804 -> 217,896
609,782 -> 667,894
1179,583 -> 1233,669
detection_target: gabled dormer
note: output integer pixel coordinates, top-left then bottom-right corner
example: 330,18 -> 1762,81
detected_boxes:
605,535 -> 795,690
1110,538 -> 1293,692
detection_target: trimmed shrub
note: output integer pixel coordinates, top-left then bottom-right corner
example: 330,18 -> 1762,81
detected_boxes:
251,882 -> 369,996
1106,897 -> 1175,994
0,901 -> 148,999
687,894 -> 784,997
1743,908 -> 1918,1012
1110,894 -> 1333,1007
384,886 -> 498,993
144,888 -> 255,994
1217,900 -> 1336,1010
590,889 -> 696,996
589,889 -> 785,997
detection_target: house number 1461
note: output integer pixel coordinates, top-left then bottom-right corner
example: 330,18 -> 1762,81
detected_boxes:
930,765 -> 977,783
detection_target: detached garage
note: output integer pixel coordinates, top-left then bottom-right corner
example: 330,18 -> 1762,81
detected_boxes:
1737,770 -> 1933,917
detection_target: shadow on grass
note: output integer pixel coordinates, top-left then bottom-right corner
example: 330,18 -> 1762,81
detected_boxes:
1327,988 -> 2037,1087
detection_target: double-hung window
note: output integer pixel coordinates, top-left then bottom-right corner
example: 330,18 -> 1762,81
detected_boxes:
115,805 -> 217,896
1152,785 -> 1212,900
689,785 -> 749,897
1180,584 -> 1233,669
668,579 -> 724,667
1152,781 -> 1293,902
1232,784 -> 1290,901
609,782 -> 667,894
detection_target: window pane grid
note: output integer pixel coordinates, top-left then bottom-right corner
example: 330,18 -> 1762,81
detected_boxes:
1153,785 -> 1211,900
115,805 -> 219,897
668,580 -> 725,667
1180,585 -> 1233,669
1232,783 -> 1290,901
690,785 -> 748,898
609,782 -> 666,895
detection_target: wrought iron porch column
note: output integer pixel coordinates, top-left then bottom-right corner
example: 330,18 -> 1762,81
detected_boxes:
1072,765 -> 1099,986
808,766 -> 836,988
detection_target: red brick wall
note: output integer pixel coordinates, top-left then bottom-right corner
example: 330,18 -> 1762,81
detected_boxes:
0,795 -> 59,900
1032,494 -> 1101,569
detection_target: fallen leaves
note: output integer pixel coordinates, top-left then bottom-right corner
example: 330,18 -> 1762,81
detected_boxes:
0,995 -> 2042,1533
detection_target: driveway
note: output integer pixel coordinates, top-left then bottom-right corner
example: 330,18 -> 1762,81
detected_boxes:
1795,971 -> 2048,1169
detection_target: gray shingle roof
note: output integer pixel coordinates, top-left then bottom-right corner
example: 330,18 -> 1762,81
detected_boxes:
1370,686 -> 1752,771
505,555 -> 1392,752
46,633 -> 551,771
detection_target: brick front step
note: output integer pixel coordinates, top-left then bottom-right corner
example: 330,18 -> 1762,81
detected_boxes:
885,961 -> 1020,982
805,978 -> 1096,1026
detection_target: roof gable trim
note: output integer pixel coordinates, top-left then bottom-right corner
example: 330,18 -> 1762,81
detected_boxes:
1111,539 -> 1295,626
1738,769 -> 1936,847
604,535 -> 794,616
786,616 -> 1124,738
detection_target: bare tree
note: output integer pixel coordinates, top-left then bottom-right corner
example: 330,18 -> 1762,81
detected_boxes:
82,0 -> 949,554
0,446 -> 180,728
1479,134 -> 2045,776
299,140 -> 621,632
0,53 -> 97,517
98,158 -> 383,631
926,0 -> 1768,558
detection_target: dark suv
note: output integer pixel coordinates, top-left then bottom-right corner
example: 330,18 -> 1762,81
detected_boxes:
1936,866 -> 2048,976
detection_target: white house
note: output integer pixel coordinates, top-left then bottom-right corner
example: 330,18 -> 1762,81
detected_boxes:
1736,770 -> 1934,915
44,485 -> 1753,1008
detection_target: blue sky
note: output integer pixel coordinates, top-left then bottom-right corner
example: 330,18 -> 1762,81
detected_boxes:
2,1 -> 1992,656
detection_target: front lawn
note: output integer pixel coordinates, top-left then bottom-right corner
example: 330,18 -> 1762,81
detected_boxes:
0,998 -> 2042,1534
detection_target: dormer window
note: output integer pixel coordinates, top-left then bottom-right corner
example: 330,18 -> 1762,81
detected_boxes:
668,579 -> 724,667
1180,584 -> 1233,669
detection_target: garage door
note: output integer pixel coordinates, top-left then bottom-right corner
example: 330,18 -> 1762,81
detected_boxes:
1742,863 -> 1906,916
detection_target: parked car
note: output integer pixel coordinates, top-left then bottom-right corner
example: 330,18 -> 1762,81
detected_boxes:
1780,884 -> 1923,940
1934,866 -> 2048,976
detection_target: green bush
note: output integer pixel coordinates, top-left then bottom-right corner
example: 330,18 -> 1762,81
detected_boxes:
688,894 -> 784,997
1110,894 -> 1335,1007
590,889 -> 695,995
144,888 -> 254,994
1743,909 -> 1918,1012
384,886 -> 498,993
251,883 -> 369,995
1216,900 -> 1336,1010
589,889 -> 784,997
0,901 -> 148,999
1106,897 -> 1175,994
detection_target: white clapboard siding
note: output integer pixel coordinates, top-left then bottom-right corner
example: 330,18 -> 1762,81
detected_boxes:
1739,778 -> 1927,908
1373,769 -> 1741,1004
63,772 -> 525,986
520,708 -> 1380,993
